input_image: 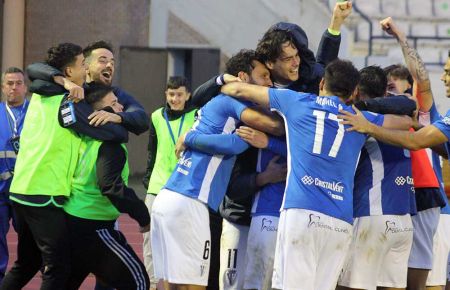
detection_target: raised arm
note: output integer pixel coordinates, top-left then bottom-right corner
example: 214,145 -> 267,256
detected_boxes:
380,17 -> 433,111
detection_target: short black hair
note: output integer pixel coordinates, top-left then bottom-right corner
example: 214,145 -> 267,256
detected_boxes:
2,67 -> 25,83
84,83 -> 114,105
46,43 -> 83,72
225,49 -> 263,76
359,66 -> 387,99
83,40 -> 114,58
256,29 -> 294,64
166,76 -> 190,91
324,59 -> 360,100
384,64 -> 413,85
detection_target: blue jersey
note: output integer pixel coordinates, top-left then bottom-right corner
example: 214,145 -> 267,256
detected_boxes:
252,137 -> 287,217
353,138 -> 415,217
164,94 -> 249,211
430,107 -> 450,214
269,89 -> 384,224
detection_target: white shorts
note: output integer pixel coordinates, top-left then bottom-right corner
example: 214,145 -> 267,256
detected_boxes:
151,189 -> 210,286
426,214 -> 450,286
142,194 -> 158,288
338,214 -> 413,289
244,215 -> 279,290
272,209 -> 352,290
219,219 -> 249,290
408,207 -> 440,270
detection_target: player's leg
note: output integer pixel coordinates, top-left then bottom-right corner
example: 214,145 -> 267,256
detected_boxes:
408,207 -> 440,290
426,214 -> 450,290
219,219 -> 249,290
143,193 -> 159,290
244,215 -> 279,290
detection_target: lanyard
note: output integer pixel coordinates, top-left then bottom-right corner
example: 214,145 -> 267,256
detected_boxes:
164,110 -> 185,145
5,100 -> 27,136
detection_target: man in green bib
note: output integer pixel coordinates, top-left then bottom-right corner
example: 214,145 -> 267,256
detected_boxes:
142,76 -> 197,289
64,85 -> 150,290
1,43 -> 127,290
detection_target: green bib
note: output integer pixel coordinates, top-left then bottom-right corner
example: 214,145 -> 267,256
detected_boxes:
147,108 -> 196,194
64,138 -> 129,221
10,93 -> 81,197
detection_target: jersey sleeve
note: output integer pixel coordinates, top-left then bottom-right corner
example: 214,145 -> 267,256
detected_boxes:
361,111 -> 384,127
432,111 -> 450,141
269,88 -> 308,116
223,96 -> 249,121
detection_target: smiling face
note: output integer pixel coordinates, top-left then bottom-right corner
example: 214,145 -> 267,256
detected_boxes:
165,86 -> 190,111
266,41 -> 300,85
86,48 -> 115,85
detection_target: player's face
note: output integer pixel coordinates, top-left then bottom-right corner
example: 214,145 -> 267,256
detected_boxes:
165,86 -> 190,111
2,72 -> 27,106
248,60 -> 272,87
267,41 -> 300,85
441,57 -> 450,98
87,48 -> 115,86
94,91 -> 123,113
386,76 -> 410,95
67,54 -> 87,86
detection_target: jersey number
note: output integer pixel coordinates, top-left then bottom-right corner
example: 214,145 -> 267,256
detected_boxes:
312,110 -> 344,158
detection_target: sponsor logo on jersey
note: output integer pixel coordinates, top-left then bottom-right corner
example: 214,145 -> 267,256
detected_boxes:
394,176 -> 414,186
301,175 -> 344,193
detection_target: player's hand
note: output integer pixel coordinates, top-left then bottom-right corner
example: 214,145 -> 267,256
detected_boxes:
338,105 -> 372,133
175,132 -> 187,159
139,224 -> 150,233
380,17 -> 405,40
236,126 -> 269,149
330,1 -> 352,31
260,156 -> 287,184
88,110 -> 122,126
223,74 -> 242,84
64,80 -> 84,103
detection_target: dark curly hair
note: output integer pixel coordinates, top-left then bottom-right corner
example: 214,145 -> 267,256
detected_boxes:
324,59 -> 360,100
256,29 -> 294,64
46,43 -> 83,72
225,49 -> 264,76
359,66 -> 387,99
83,40 -> 114,59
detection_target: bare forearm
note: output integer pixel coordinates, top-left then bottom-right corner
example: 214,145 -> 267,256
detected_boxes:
398,35 -> 429,83
367,123 -> 420,150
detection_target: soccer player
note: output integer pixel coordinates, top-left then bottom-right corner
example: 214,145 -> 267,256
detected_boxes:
151,50 -> 281,290
63,85 -> 150,290
337,66 -> 416,290
221,59 -> 412,290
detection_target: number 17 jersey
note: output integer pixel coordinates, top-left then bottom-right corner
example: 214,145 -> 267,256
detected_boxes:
269,88 -> 384,224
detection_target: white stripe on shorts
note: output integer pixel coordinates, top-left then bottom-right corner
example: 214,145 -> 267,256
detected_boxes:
96,229 -> 147,290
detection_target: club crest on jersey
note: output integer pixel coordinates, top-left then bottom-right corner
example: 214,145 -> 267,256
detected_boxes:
225,269 -> 237,285
442,116 -> 450,125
